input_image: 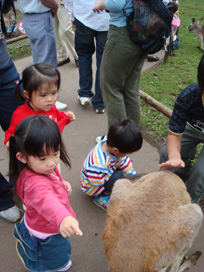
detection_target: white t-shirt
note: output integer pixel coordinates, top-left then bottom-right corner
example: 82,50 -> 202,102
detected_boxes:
64,0 -> 109,31
17,0 -> 51,14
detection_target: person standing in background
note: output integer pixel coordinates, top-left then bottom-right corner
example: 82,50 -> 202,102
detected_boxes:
93,0 -> 147,128
64,0 -> 109,113
54,0 -> 78,68
17,0 -> 67,110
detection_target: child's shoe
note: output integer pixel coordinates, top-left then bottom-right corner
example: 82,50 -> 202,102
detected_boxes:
93,195 -> 110,211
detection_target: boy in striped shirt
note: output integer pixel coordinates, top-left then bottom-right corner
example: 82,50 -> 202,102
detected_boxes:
81,119 -> 143,210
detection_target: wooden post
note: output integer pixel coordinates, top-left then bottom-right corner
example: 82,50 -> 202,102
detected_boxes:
6,35 -> 28,45
140,90 -> 172,118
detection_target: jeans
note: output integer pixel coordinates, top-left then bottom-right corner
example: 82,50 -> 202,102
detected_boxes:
14,219 -> 72,271
0,173 -> 14,211
0,46 -> 24,210
75,18 -> 107,110
103,170 -> 124,194
0,82 -> 23,210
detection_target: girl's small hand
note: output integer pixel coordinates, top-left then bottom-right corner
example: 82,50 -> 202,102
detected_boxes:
63,180 -> 72,195
5,141 -> 10,150
115,157 -> 121,169
64,111 -> 76,121
60,216 -> 83,238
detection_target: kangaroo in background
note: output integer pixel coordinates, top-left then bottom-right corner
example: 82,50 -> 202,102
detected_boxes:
188,17 -> 204,51
103,171 -> 203,272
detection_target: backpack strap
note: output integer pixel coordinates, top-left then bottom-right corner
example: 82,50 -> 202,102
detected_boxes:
0,0 -> 16,37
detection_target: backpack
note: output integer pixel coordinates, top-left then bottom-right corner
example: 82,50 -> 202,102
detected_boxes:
0,0 -> 16,36
124,0 -> 173,54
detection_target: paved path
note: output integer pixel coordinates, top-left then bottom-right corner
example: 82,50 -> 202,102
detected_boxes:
0,50 -> 203,271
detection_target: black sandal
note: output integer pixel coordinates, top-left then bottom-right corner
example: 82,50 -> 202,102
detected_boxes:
148,55 -> 160,62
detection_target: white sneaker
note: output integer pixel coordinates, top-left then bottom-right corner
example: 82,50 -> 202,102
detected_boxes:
55,101 -> 67,111
96,109 -> 105,114
0,205 -> 22,223
78,96 -> 91,106
96,135 -> 107,144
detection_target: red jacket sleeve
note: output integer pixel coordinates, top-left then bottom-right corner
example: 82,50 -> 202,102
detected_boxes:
54,107 -> 71,133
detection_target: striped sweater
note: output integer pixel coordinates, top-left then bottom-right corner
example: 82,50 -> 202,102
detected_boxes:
81,141 -> 136,196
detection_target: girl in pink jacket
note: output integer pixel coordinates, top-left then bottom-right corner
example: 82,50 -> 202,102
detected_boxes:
9,115 -> 82,272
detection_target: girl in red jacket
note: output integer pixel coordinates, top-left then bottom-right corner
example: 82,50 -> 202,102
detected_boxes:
5,62 -> 75,147
9,115 -> 82,272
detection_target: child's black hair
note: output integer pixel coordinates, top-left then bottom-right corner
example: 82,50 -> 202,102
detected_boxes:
107,119 -> 143,154
9,115 -> 71,181
198,54 -> 204,93
167,1 -> 178,14
16,62 -> 61,101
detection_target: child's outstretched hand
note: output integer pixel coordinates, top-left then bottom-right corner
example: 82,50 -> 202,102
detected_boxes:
115,157 -> 121,169
64,111 -> 76,121
63,180 -> 72,195
60,216 -> 83,238
5,140 -> 10,150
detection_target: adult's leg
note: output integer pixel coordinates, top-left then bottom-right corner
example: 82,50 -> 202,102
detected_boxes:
23,12 -> 57,68
123,52 -> 146,124
100,26 -> 146,127
0,82 -> 24,132
91,31 -> 107,110
0,52 -> 23,220
75,18 -> 95,98
54,7 -> 68,62
0,173 -> 14,211
58,4 -> 78,61
185,146 -> 204,203
159,124 -> 200,181
182,126 -> 204,202
0,82 -> 23,217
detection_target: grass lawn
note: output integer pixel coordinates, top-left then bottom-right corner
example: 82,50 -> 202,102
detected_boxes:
140,0 -> 204,141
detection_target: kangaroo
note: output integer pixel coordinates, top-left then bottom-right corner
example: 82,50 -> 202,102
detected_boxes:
103,171 -> 203,272
188,17 -> 204,51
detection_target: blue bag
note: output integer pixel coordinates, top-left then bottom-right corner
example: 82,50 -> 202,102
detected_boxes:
125,0 -> 173,54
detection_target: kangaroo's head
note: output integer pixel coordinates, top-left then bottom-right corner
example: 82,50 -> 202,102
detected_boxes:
188,17 -> 203,31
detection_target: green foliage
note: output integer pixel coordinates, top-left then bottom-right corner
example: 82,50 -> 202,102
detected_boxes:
8,46 -> 32,59
140,0 -> 204,140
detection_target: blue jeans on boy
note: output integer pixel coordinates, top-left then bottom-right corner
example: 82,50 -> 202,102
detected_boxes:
74,18 -> 107,110
103,170 -> 124,194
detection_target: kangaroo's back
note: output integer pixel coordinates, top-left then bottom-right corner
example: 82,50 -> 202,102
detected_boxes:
103,171 -> 203,272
